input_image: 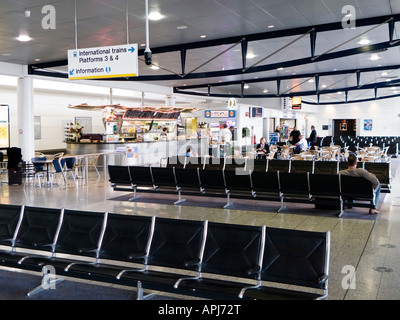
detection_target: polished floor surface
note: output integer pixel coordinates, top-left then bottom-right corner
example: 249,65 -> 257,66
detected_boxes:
0,160 -> 399,300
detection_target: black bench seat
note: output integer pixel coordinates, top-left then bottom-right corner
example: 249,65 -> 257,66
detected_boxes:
0,205 -> 330,300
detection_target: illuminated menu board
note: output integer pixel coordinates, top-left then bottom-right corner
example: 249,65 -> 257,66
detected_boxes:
0,105 -> 10,149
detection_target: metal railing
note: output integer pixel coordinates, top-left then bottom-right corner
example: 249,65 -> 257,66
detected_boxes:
57,151 -> 126,188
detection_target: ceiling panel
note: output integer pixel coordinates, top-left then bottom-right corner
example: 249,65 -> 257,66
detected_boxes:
0,0 -> 399,104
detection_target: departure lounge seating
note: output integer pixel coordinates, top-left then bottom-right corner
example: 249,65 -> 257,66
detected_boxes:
0,204 -> 330,300
109,164 -> 381,216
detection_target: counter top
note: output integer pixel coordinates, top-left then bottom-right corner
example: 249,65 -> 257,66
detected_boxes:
67,138 -> 204,144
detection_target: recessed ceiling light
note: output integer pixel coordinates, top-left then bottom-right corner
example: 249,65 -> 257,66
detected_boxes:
369,54 -> 380,61
321,84 -> 327,88
140,43 -> 146,47
246,53 -> 256,59
177,25 -> 188,30
200,35 -> 207,38
268,25 -> 275,29
277,67 -> 284,71
148,12 -> 164,21
337,91 -> 343,94
308,79 -> 314,83
244,84 -> 249,89
359,39 -> 371,45
16,35 -> 32,42
35,58 -> 40,62
263,89 -> 269,93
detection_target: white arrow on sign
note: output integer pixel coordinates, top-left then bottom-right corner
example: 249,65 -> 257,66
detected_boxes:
68,44 -> 138,80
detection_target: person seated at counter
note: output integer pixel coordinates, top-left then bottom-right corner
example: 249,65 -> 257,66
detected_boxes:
256,137 -> 270,159
186,146 -> 198,157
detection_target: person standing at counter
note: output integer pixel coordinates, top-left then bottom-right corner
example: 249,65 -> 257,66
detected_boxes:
289,126 -> 301,145
161,127 -> 168,137
219,124 -> 232,156
219,123 -> 232,143
205,128 -> 218,157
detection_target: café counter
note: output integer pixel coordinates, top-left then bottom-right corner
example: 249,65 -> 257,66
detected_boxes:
66,138 -> 207,166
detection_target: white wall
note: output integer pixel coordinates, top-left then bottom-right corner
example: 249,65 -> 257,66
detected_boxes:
306,97 -> 400,137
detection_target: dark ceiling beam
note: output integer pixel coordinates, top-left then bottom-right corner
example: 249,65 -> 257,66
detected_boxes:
241,39 -> 248,70
29,14 -> 400,72
180,49 -> 187,75
310,29 -> 317,59
174,78 -> 400,99
302,93 -> 400,105
175,64 -> 400,90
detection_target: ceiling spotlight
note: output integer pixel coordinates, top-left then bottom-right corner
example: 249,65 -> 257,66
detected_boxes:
16,35 -> 32,42
246,53 -> 256,59
277,67 -> 284,71
244,84 -> 249,89
359,39 -> 371,45
263,89 -> 269,93
308,79 -> 314,83
148,12 -> 164,21
200,35 -> 207,38
369,54 -> 380,61
268,25 -> 275,29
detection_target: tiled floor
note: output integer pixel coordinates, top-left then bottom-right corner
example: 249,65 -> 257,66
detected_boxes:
0,159 -> 399,300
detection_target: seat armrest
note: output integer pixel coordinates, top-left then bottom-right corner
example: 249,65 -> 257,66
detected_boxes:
246,266 -> 260,275
183,258 -> 201,267
127,251 -> 147,260
0,238 -> 13,245
78,247 -> 98,253
33,242 -> 54,248
317,274 -> 329,285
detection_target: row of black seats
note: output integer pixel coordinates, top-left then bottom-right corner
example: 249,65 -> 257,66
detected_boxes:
0,204 -> 330,300
320,136 -> 400,154
108,165 -> 378,215
167,157 -> 391,193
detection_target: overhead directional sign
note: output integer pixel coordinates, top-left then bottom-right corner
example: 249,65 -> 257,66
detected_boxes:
68,44 -> 138,80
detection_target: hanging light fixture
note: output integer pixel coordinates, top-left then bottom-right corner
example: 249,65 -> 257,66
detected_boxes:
144,0 -> 152,65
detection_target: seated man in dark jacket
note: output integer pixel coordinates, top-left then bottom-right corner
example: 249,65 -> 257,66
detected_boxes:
256,137 -> 270,159
339,154 -> 381,214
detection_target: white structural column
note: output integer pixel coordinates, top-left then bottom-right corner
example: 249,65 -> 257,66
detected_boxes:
17,76 -> 35,162
165,94 -> 176,107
